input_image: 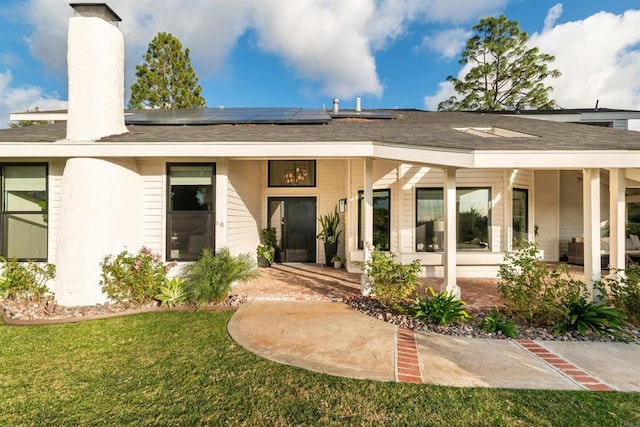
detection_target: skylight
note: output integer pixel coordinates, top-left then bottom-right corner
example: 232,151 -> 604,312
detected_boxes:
454,127 -> 537,138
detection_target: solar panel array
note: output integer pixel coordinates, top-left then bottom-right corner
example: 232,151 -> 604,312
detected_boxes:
125,107 -> 332,125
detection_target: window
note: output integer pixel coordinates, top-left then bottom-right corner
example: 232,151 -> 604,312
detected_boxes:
415,187 -> 491,252
358,189 -> 390,250
0,164 -> 48,260
415,188 -> 444,252
167,164 -> 215,261
512,188 -> 528,242
268,160 -> 316,187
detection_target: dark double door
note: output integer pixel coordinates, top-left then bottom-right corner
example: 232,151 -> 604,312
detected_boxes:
268,197 -> 316,262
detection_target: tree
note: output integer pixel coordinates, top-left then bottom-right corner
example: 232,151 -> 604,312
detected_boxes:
8,106 -> 51,128
129,32 -> 206,109
438,15 -> 561,111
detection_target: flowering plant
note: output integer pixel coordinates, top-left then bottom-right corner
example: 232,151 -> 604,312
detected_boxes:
100,247 -> 176,305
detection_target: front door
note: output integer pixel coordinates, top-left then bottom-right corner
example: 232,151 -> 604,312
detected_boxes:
268,197 -> 316,262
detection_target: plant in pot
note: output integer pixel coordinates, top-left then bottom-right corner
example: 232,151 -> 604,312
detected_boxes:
257,227 -> 277,267
317,206 -> 341,266
331,255 -> 343,269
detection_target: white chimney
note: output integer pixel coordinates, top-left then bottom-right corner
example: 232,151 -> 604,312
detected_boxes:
66,3 -> 127,141
332,98 -> 339,114
355,97 -> 361,112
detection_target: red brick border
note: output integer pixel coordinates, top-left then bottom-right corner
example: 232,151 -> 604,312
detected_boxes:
515,339 -> 614,392
396,328 -> 423,383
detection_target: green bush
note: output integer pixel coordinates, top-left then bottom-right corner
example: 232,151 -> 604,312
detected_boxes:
597,266 -> 640,324
100,247 -> 175,305
183,247 -> 258,305
554,297 -> 631,342
0,257 -> 55,301
497,240 -> 586,326
480,307 -> 517,338
155,277 -> 188,308
365,247 -> 421,308
413,287 -> 470,325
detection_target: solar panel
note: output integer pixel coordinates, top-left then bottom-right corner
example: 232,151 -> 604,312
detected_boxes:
125,107 -> 332,125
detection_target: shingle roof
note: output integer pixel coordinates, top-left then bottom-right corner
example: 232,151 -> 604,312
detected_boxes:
1,110 -> 639,151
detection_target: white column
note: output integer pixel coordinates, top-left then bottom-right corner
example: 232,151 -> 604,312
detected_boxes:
215,159 -> 228,252
582,168 -> 601,298
444,167 -> 460,297
361,158 -> 374,295
609,168 -> 626,271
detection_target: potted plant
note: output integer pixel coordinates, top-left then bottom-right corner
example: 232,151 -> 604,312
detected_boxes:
317,206 -> 341,266
331,255 -> 343,269
257,227 -> 277,267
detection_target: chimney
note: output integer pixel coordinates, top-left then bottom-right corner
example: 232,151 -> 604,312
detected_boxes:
355,97 -> 361,112
66,3 -> 127,141
332,98 -> 339,114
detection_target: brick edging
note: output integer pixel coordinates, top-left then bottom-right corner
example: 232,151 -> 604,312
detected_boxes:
515,339 -> 614,392
396,328 -> 423,383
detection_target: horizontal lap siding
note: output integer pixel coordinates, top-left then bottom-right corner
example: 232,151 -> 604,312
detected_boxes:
227,160 -> 262,256
48,159 -> 65,264
138,159 -> 164,256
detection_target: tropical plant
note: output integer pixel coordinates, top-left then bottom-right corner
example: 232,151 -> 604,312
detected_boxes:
183,247 -> 258,305
261,227 -> 278,248
128,32 -> 206,109
365,247 -> 421,308
413,287 -> 471,325
100,247 -> 175,305
480,307 -> 518,338
317,206 -> 342,244
553,297 -> 631,343
256,244 -> 275,266
155,277 -> 188,308
438,15 -> 561,111
0,257 -> 55,301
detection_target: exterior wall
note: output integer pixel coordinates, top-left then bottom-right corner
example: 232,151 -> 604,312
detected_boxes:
534,170 -> 560,261
47,159 -> 65,264
226,160 -> 262,256
137,159 -> 164,255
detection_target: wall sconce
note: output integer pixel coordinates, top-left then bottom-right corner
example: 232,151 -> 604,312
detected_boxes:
338,198 -> 347,213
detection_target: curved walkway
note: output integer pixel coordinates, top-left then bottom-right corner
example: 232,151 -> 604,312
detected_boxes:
228,300 -> 640,392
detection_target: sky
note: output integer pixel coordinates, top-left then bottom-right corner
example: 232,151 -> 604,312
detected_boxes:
1,0 -> 640,130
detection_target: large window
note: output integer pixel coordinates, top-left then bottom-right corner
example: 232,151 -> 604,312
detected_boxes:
358,189 -> 390,250
268,160 -> 316,187
415,187 -> 491,252
512,188 -> 529,242
0,164 -> 48,260
167,164 -> 215,261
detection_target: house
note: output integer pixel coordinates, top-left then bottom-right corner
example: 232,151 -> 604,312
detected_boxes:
1,3 -> 640,306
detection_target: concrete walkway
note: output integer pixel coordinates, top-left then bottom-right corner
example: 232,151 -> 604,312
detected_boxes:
228,300 -> 640,392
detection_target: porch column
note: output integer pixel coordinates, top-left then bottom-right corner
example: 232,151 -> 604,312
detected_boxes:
609,168 -> 626,271
582,168 -> 601,298
444,167 -> 460,297
215,159 -> 228,251
361,158 -> 374,295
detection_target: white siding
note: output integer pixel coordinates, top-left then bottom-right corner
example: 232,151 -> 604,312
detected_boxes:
534,170 -> 560,261
226,160 -> 262,256
137,159 -> 164,255
47,159 -> 65,264
316,159 -> 348,263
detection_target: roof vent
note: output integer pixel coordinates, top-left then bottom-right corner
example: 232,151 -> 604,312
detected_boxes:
332,98 -> 339,114
356,97 -> 361,112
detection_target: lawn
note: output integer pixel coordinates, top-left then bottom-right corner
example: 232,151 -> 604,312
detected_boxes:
1,310 -> 638,426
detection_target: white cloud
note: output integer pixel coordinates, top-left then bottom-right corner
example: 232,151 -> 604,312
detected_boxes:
423,80 -> 457,110
424,8 -> 640,113
417,28 -> 472,59
0,70 -> 67,126
543,3 -> 563,32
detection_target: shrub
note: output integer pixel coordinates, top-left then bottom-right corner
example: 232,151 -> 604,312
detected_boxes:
553,297 -> 631,343
0,257 -> 55,301
497,240 -> 586,326
365,247 -> 421,308
183,247 -> 258,305
480,307 -> 518,338
596,266 -> 640,324
413,287 -> 470,325
100,247 -> 175,305
155,277 -> 188,308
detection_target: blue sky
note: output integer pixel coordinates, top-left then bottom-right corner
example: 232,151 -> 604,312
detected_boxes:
1,0 -> 640,128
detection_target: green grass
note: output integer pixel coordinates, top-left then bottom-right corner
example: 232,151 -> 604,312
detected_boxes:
1,311 -> 639,426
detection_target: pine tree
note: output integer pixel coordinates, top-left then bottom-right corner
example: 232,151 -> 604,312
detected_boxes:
438,15 -> 561,111
129,32 -> 206,109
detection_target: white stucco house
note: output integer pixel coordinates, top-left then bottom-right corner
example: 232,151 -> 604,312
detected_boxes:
2,3 -> 640,306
